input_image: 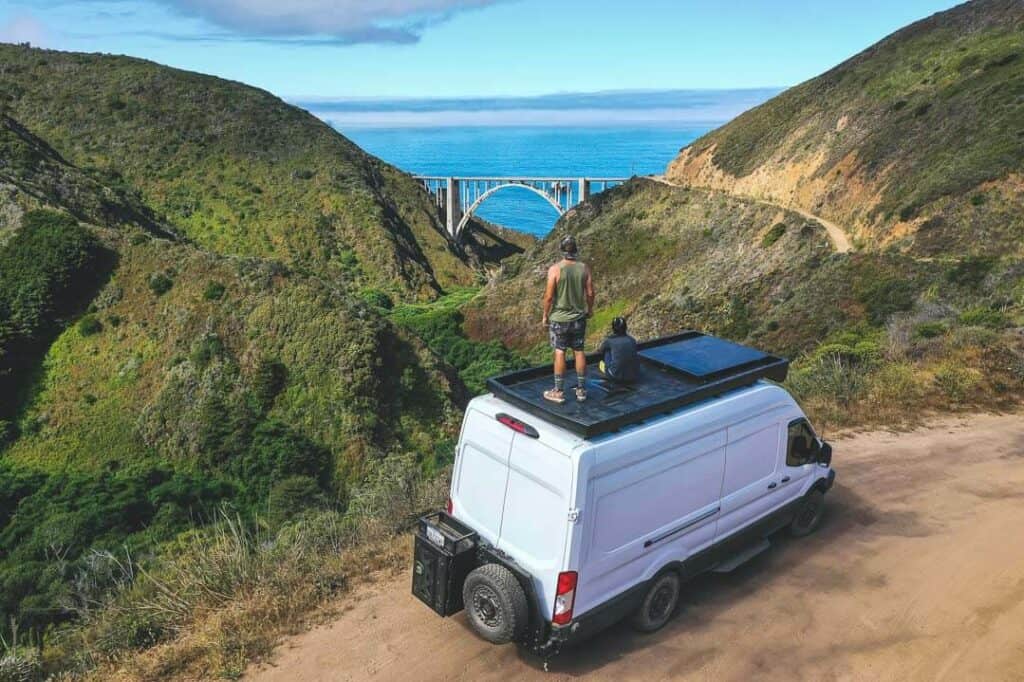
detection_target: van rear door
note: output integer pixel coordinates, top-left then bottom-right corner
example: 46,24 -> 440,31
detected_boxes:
451,409 -> 514,547
496,433 -> 573,618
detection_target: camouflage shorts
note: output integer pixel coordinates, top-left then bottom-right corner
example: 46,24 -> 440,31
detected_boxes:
549,318 -> 587,351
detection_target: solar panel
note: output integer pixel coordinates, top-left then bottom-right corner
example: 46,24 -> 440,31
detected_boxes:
639,335 -> 769,380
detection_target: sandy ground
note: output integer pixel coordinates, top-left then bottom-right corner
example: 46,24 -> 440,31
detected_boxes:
248,413 -> 1024,682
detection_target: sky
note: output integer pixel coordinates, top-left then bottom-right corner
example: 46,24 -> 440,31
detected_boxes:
0,0 -> 963,123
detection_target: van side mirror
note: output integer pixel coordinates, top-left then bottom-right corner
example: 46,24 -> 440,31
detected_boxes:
817,441 -> 832,466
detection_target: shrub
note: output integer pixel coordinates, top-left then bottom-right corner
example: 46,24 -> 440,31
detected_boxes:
933,362 -> 981,402
359,288 -> 393,310
958,306 -> 1006,328
77,314 -> 103,336
268,476 -> 326,524
857,277 -> 916,325
868,362 -> 924,405
944,256 -> 994,289
106,314 -> 122,327
190,334 -> 224,369
0,649 -> 41,682
228,420 -> 331,509
913,321 -> 946,339
788,352 -> 869,408
761,222 -> 787,248
203,281 -> 226,301
251,358 -> 287,414
148,272 -> 173,296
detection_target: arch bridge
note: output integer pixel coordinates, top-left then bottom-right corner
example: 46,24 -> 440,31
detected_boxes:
414,176 -> 628,240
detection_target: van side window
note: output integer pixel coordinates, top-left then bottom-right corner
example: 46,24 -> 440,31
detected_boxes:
787,419 -> 818,467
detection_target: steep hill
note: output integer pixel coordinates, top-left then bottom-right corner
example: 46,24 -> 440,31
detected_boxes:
0,44 -> 488,300
666,0 -> 1024,256
470,0 -> 1024,430
0,50 -> 493,654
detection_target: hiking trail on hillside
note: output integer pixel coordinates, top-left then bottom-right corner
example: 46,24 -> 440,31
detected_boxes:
649,175 -> 854,254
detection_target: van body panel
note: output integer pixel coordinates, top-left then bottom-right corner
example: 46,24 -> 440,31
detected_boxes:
496,433 -> 573,615
575,436 -> 724,616
449,381 -> 828,634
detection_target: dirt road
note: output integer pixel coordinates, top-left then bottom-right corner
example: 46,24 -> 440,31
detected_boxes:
646,175 -> 854,254
249,413 -> 1024,682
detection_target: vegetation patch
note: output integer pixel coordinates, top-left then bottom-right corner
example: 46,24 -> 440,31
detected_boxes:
761,222 -> 787,247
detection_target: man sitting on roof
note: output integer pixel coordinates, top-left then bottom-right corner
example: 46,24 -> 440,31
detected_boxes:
542,235 -> 595,404
598,317 -> 639,384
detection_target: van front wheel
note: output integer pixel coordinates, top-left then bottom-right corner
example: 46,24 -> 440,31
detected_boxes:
629,571 -> 680,633
790,489 -> 825,537
463,564 -> 528,644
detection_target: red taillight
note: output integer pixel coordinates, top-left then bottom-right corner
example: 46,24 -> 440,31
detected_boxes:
496,413 -> 539,438
552,571 -> 578,625
445,497 -> 453,515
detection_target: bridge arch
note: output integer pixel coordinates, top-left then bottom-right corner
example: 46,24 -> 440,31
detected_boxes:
455,182 -> 563,235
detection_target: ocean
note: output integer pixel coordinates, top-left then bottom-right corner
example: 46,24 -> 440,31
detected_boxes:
342,126 -> 712,237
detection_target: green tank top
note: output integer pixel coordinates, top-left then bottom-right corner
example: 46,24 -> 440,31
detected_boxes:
550,261 -> 587,323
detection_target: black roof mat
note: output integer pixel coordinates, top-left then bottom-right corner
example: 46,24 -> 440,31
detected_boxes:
486,331 -> 789,439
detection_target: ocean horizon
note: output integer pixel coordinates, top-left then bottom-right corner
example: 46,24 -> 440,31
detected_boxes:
339,124 -> 714,237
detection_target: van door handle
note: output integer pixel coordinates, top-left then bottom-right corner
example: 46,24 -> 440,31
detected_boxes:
781,476 -> 791,483
767,482 -> 777,489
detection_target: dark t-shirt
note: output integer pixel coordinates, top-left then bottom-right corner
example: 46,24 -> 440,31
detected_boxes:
598,334 -> 639,382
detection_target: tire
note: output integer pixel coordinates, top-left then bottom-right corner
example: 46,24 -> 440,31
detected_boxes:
462,564 -> 529,644
790,489 -> 826,537
629,571 -> 681,633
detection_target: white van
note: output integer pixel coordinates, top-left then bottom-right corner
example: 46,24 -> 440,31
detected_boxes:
411,333 -> 834,658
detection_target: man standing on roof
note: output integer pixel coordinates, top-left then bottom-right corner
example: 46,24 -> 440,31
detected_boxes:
542,235 -> 595,404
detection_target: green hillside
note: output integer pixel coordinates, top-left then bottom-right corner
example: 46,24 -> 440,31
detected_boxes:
0,48 -> 525,671
471,1 -> 1024,428
0,43 -> 484,300
667,0 -> 1024,255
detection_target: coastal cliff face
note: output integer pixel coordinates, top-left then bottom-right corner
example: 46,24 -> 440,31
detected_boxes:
666,0 -> 1024,256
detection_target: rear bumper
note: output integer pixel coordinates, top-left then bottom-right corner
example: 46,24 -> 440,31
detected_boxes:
543,579 -> 649,651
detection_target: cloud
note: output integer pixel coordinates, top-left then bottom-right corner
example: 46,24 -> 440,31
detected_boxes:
295,88 -> 783,128
0,13 -> 52,47
155,0 -> 511,44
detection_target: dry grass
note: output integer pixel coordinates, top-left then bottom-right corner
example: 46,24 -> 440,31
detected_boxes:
47,457 -> 449,681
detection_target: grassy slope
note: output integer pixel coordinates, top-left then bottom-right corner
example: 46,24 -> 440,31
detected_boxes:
0,44 -> 479,300
0,97 -> 465,655
469,179 -> 1024,428
4,232 -> 461,474
0,114 -> 170,242
667,0 -> 1024,255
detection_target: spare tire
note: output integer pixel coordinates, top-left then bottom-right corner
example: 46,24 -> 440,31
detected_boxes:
462,563 -> 529,644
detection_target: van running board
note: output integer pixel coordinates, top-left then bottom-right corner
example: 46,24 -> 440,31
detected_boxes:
712,539 -> 771,573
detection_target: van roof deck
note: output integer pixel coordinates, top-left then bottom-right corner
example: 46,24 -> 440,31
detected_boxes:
486,332 -> 789,439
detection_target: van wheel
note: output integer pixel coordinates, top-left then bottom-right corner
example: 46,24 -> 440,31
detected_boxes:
790,489 -> 826,537
462,564 -> 528,644
629,571 -> 680,633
